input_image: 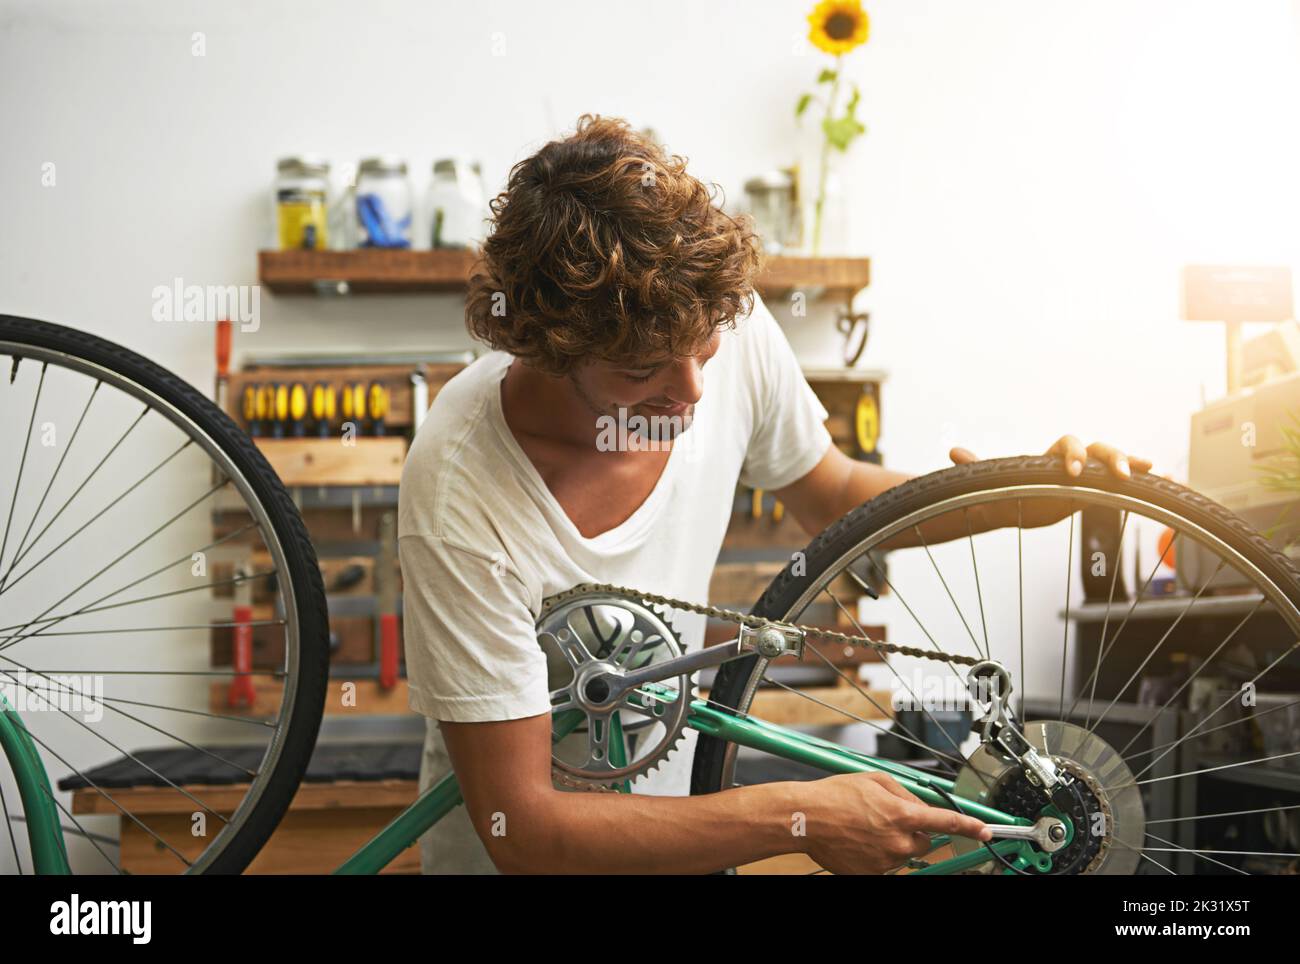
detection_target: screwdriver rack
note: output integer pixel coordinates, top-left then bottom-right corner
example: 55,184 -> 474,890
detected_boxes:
210,352 -> 473,715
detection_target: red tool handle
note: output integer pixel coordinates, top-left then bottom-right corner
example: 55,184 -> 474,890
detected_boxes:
228,603 -> 256,708
379,613 -> 399,690
215,319 -> 232,378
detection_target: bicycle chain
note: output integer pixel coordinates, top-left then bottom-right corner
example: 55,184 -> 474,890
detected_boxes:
541,582 -> 982,668
543,581 -> 981,792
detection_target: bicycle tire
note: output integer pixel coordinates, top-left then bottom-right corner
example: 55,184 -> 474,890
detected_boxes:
0,314 -> 329,874
690,455 -> 1300,847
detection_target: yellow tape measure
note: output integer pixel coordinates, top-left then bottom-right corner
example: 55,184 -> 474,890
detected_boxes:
855,391 -> 880,455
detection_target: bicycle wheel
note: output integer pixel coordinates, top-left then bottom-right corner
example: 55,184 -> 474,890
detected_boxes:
0,315 -> 328,874
692,455 -> 1300,874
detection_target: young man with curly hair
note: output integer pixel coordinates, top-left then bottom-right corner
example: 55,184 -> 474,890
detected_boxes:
397,115 -> 1148,874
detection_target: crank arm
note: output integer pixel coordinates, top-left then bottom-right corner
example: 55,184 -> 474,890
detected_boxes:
598,622 -> 806,703
612,639 -> 740,695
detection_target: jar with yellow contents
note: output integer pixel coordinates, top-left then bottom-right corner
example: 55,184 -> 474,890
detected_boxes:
275,155 -> 331,250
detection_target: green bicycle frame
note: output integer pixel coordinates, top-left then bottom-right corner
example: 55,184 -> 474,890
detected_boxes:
0,695 -> 72,875
10,684 -> 1046,875
335,684 -> 1045,875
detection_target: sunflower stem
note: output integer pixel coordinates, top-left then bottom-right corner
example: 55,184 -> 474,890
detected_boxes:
812,54 -> 842,256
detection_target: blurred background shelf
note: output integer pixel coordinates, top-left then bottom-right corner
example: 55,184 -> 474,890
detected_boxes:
259,248 -> 479,294
259,249 -> 870,301
253,437 -> 406,487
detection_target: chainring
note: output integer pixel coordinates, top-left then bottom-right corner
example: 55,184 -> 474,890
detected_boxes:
538,590 -> 695,788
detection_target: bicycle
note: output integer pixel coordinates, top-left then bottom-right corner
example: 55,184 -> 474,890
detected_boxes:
2,314 -> 1298,875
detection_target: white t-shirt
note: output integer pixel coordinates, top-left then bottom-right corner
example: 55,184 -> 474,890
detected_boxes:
397,292 -> 831,873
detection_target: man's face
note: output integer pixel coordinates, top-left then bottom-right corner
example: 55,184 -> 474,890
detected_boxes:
568,330 -> 722,443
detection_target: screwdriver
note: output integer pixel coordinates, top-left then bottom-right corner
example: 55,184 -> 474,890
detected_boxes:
242,383 -> 261,436
256,384 -> 276,438
271,382 -> 289,438
310,382 -> 336,437
288,381 -> 308,437
341,381 -> 367,435
367,381 -> 390,436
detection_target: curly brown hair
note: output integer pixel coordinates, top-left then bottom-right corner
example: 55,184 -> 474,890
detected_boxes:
465,115 -> 761,376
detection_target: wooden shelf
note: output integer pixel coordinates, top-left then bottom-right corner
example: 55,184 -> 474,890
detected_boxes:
258,249 -> 869,299
73,780 -> 421,874
756,254 -> 870,298
254,436 -> 406,487
259,248 -> 480,294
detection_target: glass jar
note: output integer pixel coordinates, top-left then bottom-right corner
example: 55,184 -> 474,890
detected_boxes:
355,156 -> 413,248
275,155 -> 331,250
328,161 -> 357,251
743,170 -> 799,255
425,158 -> 488,250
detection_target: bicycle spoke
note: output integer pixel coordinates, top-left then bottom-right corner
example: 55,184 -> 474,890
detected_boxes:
0,522 -> 258,643
0,362 -> 47,587
2,668 -> 283,677
1126,697 -> 1300,765
912,525 -> 985,659
0,569 -> 278,644
1059,504 -> 1074,721
2,477 -> 229,645
0,669 -> 233,825
1088,557 -> 1226,735
963,509 -> 990,661
853,553 -> 998,792
0,405 -> 149,583
1146,842 -> 1300,858
762,676 -> 970,769
1144,832 -> 1253,874
1017,500 -> 1025,724
1147,801 -> 1300,826
819,586 -> 972,780
1067,531 -> 1182,720
1127,640 -> 1300,781
0,653 -> 263,779
0,778 -> 22,874
1083,510 -> 1129,729
861,552 -> 974,689
0,660 -> 274,729
1138,851 -> 1177,874
11,812 -> 121,848
18,725 -> 192,870
1107,746 -> 1300,791
0,438 -> 195,596
795,632 -> 960,776
1113,599 -> 1263,759
3,619 -> 286,643
39,786 -> 123,873
1,379 -> 100,593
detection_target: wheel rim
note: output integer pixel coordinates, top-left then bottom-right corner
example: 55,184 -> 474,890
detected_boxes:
718,481 -> 1300,874
0,337 -> 308,873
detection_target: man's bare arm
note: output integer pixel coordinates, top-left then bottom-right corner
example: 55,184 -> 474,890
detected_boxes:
774,437 -> 1152,546
773,444 -> 911,537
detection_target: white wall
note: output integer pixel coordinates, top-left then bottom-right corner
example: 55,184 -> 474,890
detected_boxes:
5,0 -> 1297,473
2,0 -> 1298,869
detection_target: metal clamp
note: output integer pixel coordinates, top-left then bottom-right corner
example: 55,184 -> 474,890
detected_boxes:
739,622 -> 805,660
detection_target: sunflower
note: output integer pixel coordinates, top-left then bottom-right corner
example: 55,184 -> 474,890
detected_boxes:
807,0 -> 870,56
